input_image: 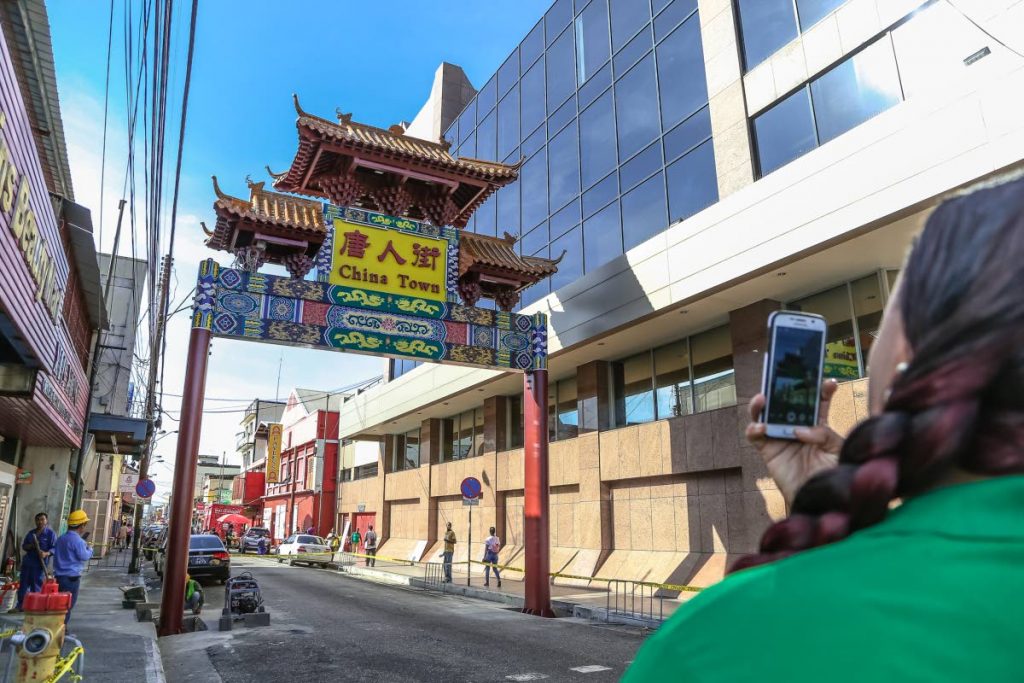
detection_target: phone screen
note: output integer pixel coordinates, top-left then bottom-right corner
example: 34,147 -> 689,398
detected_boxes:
766,325 -> 825,427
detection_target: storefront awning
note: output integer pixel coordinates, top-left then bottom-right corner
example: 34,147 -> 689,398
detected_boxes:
89,413 -> 147,455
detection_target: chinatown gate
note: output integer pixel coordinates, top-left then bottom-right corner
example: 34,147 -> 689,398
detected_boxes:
159,97 -> 561,635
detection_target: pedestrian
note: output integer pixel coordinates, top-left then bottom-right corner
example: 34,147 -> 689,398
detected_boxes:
349,527 -> 361,556
624,174 -> 1024,682
124,521 -> 134,549
53,510 -> 94,625
257,536 -> 269,555
116,520 -> 127,550
364,525 -> 377,567
442,522 -> 456,583
482,526 -> 501,588
328,532 -> 341,553
12,513 -> 56,612
184,573 -> 203,615
306,525 -> 314,535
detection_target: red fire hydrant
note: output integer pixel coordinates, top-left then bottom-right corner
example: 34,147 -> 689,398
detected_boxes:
14,579 -> 71,681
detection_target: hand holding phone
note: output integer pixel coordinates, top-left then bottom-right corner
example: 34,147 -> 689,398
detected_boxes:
760,312 -> 828,439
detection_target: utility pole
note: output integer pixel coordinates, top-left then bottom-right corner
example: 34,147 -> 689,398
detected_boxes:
130,254 -> 173,573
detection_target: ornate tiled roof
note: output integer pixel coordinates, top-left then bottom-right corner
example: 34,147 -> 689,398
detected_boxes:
205,176 -> 326,250
459,231 -> 562,281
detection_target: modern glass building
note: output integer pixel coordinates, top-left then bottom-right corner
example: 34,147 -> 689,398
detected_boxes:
340,0 -> 1024,589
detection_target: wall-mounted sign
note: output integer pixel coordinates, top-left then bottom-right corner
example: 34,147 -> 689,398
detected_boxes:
266,423 -> 283,483
119,473 -> 139,493
357,503 -> 365,513
15,468 -> 31,485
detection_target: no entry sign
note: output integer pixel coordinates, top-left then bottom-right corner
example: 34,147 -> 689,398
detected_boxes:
460,476 -> 482,502
136,478 -> 156,499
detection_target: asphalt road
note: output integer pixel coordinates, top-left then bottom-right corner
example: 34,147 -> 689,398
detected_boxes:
159,555 -> 647,682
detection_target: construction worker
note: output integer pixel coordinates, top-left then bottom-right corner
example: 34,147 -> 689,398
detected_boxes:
184,574 -> 203,615
12,512 -> 56,612
53,510 -> 94,624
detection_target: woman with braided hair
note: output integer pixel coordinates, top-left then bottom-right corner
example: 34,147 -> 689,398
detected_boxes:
624,175 -> 1024,682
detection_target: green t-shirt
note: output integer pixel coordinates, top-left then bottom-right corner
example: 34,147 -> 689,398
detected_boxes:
624,476 -> 1024,682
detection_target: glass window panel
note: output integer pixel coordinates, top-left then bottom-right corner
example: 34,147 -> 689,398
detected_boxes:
404,428 -> 420,469
653,0 -> 673,11
666,139 -> 718,224
583,172 -> 618,218
521,148 -> 548,230
499,49 -> 520,96
810,38 -> 902,144
655,339 -> 692,419
620,351 -> 656,425
753,86 -> 817,176
614,54 -> 660,160
498,86 -> 521,160
656,15 -> 707,129
522,20 -> 545,70
444,121 -> 458,148
458,100 -> 476,144
576,0 -> 611,84
521,57 -> 547,139
521,221 -> 549,257
735,0 -> 799,70
457,130 -> 475,159
796,0 -> 845,31
579,61 -> 612,108
548,381 -> 558,442
654,0 -> 697,42
790,284 -> 859,381
508,395 -> 524,449
474,408 -> 485,458
551,225 -> 583,291
477,109 -> 497,160
546,0 -> 573,44
610,0 -> 651,52
691,325 -> 736,412
520,275 -> 550,308
478,76 -> 497,118
583,199 -> 623,271
476,194 -> 497,237
663,105 -> 711,162
886,269 -> 899,293
457,410 -> 474,459
549,121 -> 581,212
620,141 -> 662,191
549,98 -> 577,138
551,198 -> 582,238
441,417 -> 455,462
548,26 -> 577,110
851,273 -> 883,374
523,126 -> 546,159
613,24 -> 653,77
557,377 -> 579,440
580,89 -> 618,188
497,179 -> 521,236
621,171 -> 667,251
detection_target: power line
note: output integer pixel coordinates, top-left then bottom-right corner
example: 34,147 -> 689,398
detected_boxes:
97,0 -> 115,251
943,0 -> 1024,60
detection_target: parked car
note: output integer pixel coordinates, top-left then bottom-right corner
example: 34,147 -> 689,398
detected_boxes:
143,526 -> 167,561
238,527 -> 270,554
155,534 -> 231,583
276,534 -> 332,568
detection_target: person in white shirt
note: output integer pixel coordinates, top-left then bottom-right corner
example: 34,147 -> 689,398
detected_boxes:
483,527 -> 501,588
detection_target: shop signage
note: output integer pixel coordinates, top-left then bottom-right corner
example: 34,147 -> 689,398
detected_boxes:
0,112 -> 65,321
15,468 -> 31,485
119,473 -> 140,493
824,339 -> 860,380
266,423 -> 283,483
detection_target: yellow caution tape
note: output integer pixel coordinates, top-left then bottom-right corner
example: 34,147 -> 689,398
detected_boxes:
46,645 -> 84,683
0,627 -> 16,639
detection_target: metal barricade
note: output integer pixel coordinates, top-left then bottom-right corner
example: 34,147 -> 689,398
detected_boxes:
606,580 -> 664,624
422,562 -> 446,592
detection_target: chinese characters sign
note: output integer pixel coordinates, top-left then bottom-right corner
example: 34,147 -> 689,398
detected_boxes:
329,219 -> 448,302
266,423 -> 283,484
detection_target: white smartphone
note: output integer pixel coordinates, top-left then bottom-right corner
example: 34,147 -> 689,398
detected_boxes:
760,311 -> 828,440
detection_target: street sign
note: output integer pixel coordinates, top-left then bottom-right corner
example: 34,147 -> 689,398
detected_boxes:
135,478 -> 156,499
266,423 -> 283,483
460,477 -> 482,500
462,497 -> 479,506
119,473 -> 139,493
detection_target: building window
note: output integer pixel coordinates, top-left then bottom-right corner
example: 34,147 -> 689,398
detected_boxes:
613,351 -> 657,426
576,0 -> 610,84
614,54 -> 660,160
392,358 -> 422,380
555,377 -> 579,441
655,12 -> 705,131
690,325 -> 737,412
392,429 -> 420,472
655,339 -> 693,419
753,36 -> 903,176
735,0 -> 847,70
353,463 -> 378,481
787,272 -> 887,381
547,24 -> 577,110
610,0 -> 651,52
665,138 -> 718,224
440,409 -> 484,462
621,172 -> 667,251
580,89 -> 617,189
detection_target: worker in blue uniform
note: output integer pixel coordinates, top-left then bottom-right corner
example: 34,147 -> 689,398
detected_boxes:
13,512 -> 56,612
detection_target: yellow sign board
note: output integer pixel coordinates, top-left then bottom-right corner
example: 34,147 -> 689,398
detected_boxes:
266,423 -> 283,484
328,218 -> 447,302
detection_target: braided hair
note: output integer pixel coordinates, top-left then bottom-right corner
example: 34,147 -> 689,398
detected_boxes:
732,175 -> 1024,572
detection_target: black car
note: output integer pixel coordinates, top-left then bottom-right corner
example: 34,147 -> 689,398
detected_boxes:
187,535 -> 231,582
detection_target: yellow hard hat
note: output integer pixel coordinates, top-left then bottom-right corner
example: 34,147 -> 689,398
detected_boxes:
67,510 -> 89,527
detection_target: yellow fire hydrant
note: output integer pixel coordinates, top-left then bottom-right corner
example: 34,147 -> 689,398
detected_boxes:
12,579 -> 70,682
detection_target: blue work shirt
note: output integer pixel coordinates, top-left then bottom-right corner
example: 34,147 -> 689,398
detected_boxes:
53,531 -> 93,578
21,527 -> 57,567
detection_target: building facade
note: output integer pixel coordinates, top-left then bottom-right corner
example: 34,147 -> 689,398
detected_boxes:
260,389 -> 342,539
235,398 -> 285,472
335,0 -> 1024,587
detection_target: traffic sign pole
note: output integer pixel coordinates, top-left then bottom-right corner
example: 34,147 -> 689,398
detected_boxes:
467,505 -> 472,587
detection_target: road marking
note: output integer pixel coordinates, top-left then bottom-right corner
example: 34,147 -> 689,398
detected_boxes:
570,665 -> 612,673
505,675 -> 549,681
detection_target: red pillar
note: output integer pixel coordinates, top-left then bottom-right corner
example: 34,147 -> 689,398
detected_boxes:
158,327 -> 211,636
522,369 -> 554,617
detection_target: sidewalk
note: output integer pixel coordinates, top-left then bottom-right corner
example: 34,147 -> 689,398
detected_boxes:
0,565 -> 165,682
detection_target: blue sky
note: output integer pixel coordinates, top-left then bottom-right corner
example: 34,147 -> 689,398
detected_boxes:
49,0 -> 551,497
